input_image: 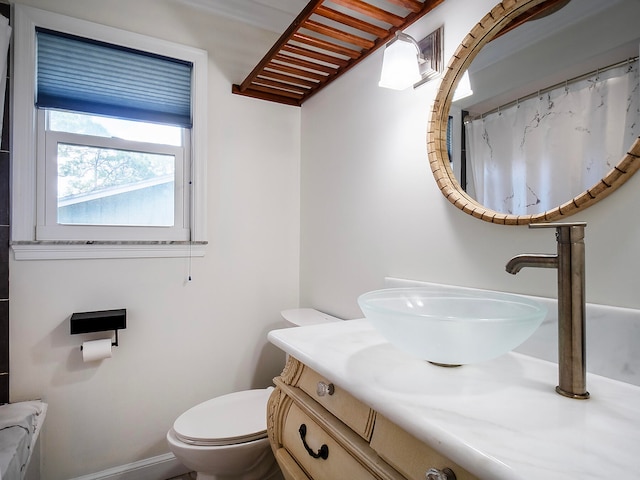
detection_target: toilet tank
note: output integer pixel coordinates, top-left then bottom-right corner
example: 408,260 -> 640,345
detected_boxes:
280,308 -> 342,327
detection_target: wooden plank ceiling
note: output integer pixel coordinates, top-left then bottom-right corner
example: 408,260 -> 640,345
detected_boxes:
232,0 -> 445,106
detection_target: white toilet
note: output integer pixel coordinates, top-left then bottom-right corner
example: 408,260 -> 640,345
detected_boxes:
167,308 -> 341,480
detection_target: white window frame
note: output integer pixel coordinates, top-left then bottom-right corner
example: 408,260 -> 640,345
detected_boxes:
12,5 -> 208,260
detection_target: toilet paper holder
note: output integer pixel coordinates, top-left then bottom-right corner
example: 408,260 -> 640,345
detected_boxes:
70,309 -> 126,347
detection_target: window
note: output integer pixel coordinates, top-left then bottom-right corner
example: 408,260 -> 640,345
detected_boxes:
39,110 -> 188,241
12,5 -> 207,259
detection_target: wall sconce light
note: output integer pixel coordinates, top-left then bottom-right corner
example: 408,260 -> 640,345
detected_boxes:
379,27 -> 443,91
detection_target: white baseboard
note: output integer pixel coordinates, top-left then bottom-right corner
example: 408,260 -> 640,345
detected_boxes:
70,453 -> 189,480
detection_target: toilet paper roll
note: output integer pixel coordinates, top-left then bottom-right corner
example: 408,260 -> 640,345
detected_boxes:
81,338 -> 113,362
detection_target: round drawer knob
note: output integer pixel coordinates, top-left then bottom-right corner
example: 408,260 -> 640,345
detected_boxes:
316,381 -> 335,396
426,467 -> 457,480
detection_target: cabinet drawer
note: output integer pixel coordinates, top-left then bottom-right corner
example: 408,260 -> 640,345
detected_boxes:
296,365 -> 375,440
274,447 -> 311,480
282,402 -> 376,480
370,415 -> 479,480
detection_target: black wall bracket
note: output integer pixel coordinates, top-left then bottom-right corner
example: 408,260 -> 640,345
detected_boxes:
70,309 -> 126,347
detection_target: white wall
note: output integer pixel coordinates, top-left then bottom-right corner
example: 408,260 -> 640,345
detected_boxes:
299,0 -> 640,319
9,1 -> 301,479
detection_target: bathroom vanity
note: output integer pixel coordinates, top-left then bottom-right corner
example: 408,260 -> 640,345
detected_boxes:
267,320 -> 640,479
268,354 -> 478,480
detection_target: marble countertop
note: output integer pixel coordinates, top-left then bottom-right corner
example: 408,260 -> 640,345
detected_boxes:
268,319 -> 640,480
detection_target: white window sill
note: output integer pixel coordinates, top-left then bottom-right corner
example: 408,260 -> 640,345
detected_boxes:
11,241 -> 207,260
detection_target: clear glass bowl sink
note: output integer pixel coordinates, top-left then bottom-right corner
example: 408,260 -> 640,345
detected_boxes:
357,287 -> 547,366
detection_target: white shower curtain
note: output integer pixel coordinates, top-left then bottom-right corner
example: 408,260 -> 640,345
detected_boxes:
466,61 -> 640,215
0,15 -> 11,137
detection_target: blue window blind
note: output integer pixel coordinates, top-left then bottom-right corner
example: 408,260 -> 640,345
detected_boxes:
36,28 -> 193,127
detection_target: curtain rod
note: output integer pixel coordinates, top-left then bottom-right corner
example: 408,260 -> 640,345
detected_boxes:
466,56 -> 639,122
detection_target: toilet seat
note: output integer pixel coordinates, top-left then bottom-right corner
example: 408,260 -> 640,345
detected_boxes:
173,387 -> 273,446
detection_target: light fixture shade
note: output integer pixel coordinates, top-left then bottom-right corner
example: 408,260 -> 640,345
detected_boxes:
378,39 -> 422,90
453,70 -> 473,101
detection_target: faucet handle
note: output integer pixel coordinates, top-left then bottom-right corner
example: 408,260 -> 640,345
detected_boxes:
529,222 -> 586,242
528,222 -> 586,229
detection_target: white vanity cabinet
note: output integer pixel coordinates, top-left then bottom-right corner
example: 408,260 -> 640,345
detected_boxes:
267,356 -> 478,480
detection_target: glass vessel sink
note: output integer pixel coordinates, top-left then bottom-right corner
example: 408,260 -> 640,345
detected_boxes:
357,287 -> 547,366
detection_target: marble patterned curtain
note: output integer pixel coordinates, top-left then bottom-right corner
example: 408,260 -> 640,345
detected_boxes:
466,61 -> 640,215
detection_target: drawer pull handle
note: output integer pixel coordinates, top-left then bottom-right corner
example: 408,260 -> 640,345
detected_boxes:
298,424 -> 329,460
316,381 -> 335,396
426,467 -> 457,480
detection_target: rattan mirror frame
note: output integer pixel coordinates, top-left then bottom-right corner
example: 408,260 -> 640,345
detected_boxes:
427,0 -> 640,225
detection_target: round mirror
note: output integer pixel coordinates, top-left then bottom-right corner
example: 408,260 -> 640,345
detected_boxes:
428,0 -> 640,225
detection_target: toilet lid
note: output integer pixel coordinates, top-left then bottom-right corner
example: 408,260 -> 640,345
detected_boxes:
173,388 -> 272,446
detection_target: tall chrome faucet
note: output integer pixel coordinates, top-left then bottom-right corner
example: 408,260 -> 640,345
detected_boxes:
506,222 -> 589,399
